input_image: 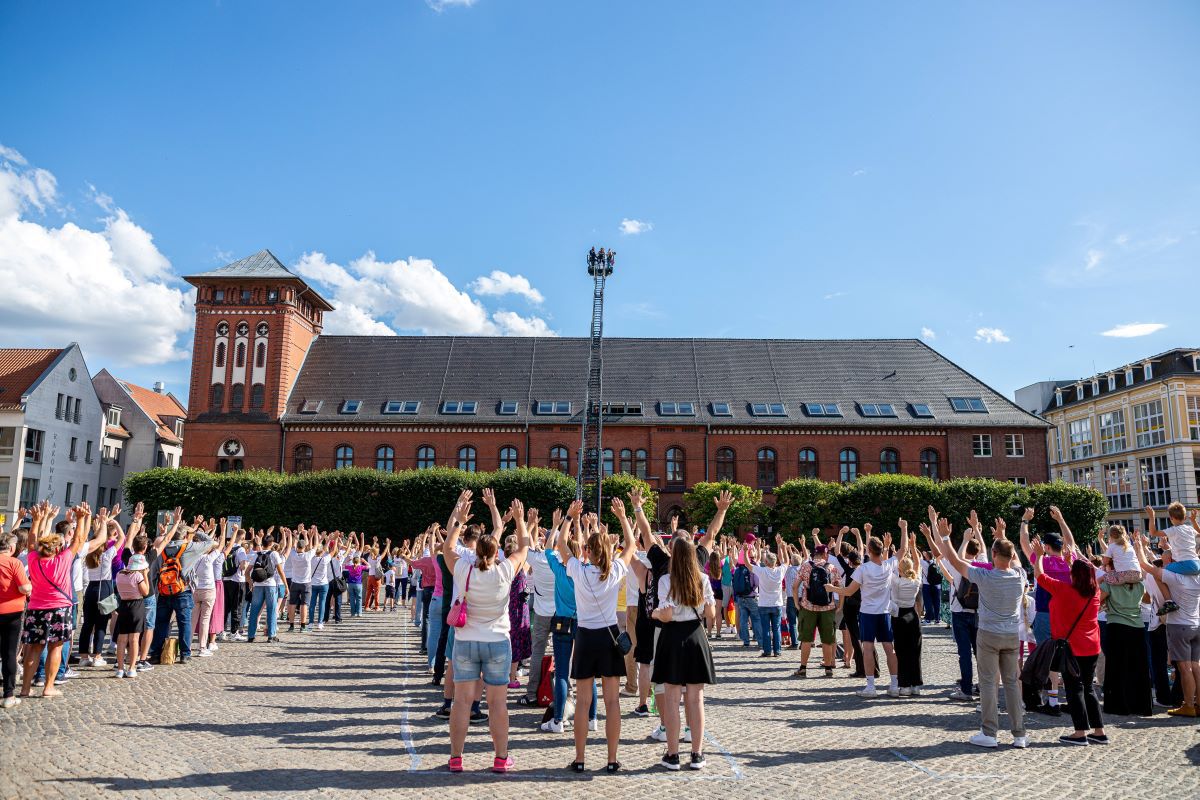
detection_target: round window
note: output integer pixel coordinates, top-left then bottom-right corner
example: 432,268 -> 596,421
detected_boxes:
68,367 -> 77,382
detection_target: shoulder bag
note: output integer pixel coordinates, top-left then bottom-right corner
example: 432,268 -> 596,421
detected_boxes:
446,565 -> 473,628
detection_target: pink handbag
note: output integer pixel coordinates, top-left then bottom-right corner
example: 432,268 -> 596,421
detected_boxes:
446,565 -> 473,628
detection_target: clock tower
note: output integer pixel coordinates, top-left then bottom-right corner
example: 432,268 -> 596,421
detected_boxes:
180,250 -> 334,472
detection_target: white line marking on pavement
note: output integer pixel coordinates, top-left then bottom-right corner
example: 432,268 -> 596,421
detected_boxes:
890,750 -> 1003,782
399,614 -> 422,772
704,731 -> 744,780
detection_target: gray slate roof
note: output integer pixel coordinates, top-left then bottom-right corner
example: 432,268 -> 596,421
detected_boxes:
283,336 -> 1049,429
185,249 -> 297,280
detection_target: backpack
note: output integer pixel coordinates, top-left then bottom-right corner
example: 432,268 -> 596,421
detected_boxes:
536,654 -> 554,707
222,547 -> 241,578
954,573 -> 979,610
806,562 -> 831,606
250,551 -> 273,584
157,548 -> 187,596
732,564 -> 756,598
926,561 -> 943,587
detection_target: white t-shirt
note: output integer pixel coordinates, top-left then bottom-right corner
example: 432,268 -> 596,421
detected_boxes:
330,553 -> 346,580
1161,570 -> 1200,627
657,573 -> 715,622
851,558 -> 898,614
891,576 -> 921,611
251,551 -> 284,587
310,554 -> 334,585
625,551 -> 645,606
397,560 -> 410,580
526,550 -> 558,618
85,543 -> 118,582
1019,591 -> 1037,643
384,569 -> 396,587
192,550 -> 223,590
1163,523 -> 1199,564
453,557 -> 516,643
284,550 -> 315,583
940,560 -> 974,615
72,554 -> 85,593
1105,541 -> 1139,572
1143,575 -> 1165,631
566,557 -> 628,629
367,556 -> 380,578
752,564 -> 786,608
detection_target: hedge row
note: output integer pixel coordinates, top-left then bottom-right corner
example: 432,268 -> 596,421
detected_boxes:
123,467 -> 655,539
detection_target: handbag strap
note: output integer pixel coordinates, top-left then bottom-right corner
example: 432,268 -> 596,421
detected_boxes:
35,556 -> 75,606
1062,595 -> 1091,642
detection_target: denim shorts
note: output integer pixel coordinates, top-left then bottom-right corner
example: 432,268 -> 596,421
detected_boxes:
858,612 -> 893,643
453,638 -> 512,686
144,595 -> 158,629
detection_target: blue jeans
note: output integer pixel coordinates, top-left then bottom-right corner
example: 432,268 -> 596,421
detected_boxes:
759,606 -> 782,655
922,584 -> 942,622
736,595 -> 762,646
308,583 -> 329,625
951,611 -> 978,694
551,630 -> 595,723
785,597 -> 799,647
348,583 -> 364,616
248,585 -> 278,640
426,595 -> 445,669
150,591 -> 195,660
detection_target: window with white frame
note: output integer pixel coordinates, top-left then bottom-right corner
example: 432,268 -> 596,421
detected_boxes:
1187,395 -> 1200,441
1107,374 -> 1116,392
1070,466 -> 1095,488
1068,418 -> 1093,460
1133,400 -> 1165,447
1144,362 -> 1153,380
1005,433 -> 1024,457
0,428 -> 14,461
1010,477 -> 1028,487
1091,379 -> 1100,396
972,434 -> 992,457
1103,461 -> 1133,510
1139,454 -> 1171,507
107,407 -> 121,427
1125,367 -> 1135,386
1098,409 -> 1126,454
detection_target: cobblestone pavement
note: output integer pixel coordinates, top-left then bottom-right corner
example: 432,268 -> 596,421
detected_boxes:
2,606 -> 1198,800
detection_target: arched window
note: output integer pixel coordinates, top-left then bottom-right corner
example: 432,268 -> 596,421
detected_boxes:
602,448 -> 615,477
235,341 -> 246,368
416,445 -> 436,469
335,445 -> 354,469
798,448 -> 818,479
920,448 -> 940,481
217,458 -> 230,473
666,446 -> 685,484
215,341 -> 226,368
619,448 -> 633,474
549,445 -> 570,474
293,444 -> 313,473
756,447 -> 777,488
250,383 -> 265,410
457,445 -> 477,472
715,447 -> 736,482
255,342 -> 266,368
232,459 -> 244,472
376,446 -> 395,472
230,383 -> 244,409
839,448 -> 858,483
880,448 -> 900,474
210,383 -> 225,411
634,449 -> 648,478
499,445 -> 519,470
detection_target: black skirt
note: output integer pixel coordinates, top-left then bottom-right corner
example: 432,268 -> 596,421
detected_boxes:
634,608 -> 657,665
652,618 -> 717,686
893,606 -> 923,687
115,598 -> 147,635
571,625 -> 627,679
1102,621 -> 1152,716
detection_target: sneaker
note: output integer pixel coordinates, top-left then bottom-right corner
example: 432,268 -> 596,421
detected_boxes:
137,661 -> 154,672
856,687 -> 879,698
689,752 -> 707,770
317,623 -> 325,631
968,732 -> 998,748
682,726 -> 692,743
1,697 -> 20,709
246,638 -> 256,643
911,687 -> 921,696
92,657 -> 107,667
1167,705 -> 1198,717
632,704 -> 650,717
32,678 -> 45,688
233,633 -> 248,642
650,725 -> 668,742
1058,735 -> 1088,746
1011,736 -> 1028,749
126,668 -> 138,678
539,718 -> 565,733
267,637 -> 280,643
434,705 -> 452,719
588,718 -> 598,732
288,624 -> 295,632
197,648 -> 213,658
492,755 -> 513,774
63,669 -> 80,679
660,752 -> 681,771
1038,703 -> 1063,717
300,626 -> 309,633
469,711 -> 489,725
1085,734 -> 1109,745
447,756 -> 463,773
80,657 -> 94,668
208,643 -> 218,652
898,687 -> 912,697
948,688 -> 971,701
178,656 -> 190,665
114,668 -> 126,679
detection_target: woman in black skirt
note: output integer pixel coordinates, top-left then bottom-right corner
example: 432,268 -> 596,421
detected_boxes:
559,497 -> 638,773
890,530 -> 924,696
651,535 -> 717,771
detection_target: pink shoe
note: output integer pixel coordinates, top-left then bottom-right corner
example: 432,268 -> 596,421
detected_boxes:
507,680 -> 521,689
448,756 -> 463,773
493,755 -> 513,773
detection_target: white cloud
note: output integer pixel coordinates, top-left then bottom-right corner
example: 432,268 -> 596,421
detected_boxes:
1100,322 -> 1167,338
293,251 -> 556,337
920,326 -> 936,341
469,270 -> 544,304
0,150 -> 192,366
974,327 -> 1010,344
1085,249 -> 1103,270
823,291 -> 846,300
852,168 -> 867,177
619,218 -> 653,235
1114,233 -> 1130,246
426,0 -> 476,10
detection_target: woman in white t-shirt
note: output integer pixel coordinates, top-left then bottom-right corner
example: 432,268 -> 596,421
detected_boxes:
443,492 -> 530,775
890,531 -> 924,695
751,538 -> 787,658
191,537 -> 225,657
247,531 -> 289,643
559,497 -> 637,774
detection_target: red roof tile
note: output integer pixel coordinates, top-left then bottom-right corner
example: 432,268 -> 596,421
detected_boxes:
0,348 -> 63,410
119,379 -> 187,442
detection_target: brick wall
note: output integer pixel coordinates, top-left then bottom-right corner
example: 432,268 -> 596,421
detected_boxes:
947,426 -> 1049,483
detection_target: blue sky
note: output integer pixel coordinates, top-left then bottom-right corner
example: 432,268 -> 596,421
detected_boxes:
1,1 -> 1197,406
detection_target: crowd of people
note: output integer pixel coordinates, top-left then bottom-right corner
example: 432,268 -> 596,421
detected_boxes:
0,488 -> 1197,772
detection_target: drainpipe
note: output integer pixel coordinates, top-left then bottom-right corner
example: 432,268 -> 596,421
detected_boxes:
279,421 -> 286,474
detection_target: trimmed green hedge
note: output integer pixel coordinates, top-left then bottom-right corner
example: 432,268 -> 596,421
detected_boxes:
683,481 -> 763,530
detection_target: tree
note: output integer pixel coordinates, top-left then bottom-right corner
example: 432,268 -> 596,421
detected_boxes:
1025,481 -> 1110,550
600,473 -> 658,531
682,481 -> 763,531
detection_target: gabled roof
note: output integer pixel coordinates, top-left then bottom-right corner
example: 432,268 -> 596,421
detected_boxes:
97,370 -> 188,443
0,348 -> 65,410
1044,347 -> 1200,413
283,336 -> 1049,429
184,249 -> 297,280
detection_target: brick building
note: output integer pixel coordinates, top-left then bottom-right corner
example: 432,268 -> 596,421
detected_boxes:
181,251 -> 1050,520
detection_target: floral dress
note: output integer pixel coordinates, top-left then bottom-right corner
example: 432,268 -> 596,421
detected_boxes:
508,569 -> 531,663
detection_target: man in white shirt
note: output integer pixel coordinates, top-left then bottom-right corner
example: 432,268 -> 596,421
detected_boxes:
836,522 -> 902,698
522,528 -> 559,706
284,538 -> 315,633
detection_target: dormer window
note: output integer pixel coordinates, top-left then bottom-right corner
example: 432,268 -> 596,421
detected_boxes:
1107,374 -> 1116,392
441,401 -> 478,415
1125,367 -> 1135,385
340,400 -> 362,414
175,419 -> 185,438
383,400 -> 420,414
1055,389 -> 1063,407
1091,379 -> 1100,396
1144,362 -> 1153,380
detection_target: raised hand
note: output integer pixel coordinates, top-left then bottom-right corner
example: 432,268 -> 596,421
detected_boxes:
1022,507 -> 1034,523
482,487 -> 497,508
715,490 -> 733,512
611,497 -> 626,519
1049,505 -> 1064,523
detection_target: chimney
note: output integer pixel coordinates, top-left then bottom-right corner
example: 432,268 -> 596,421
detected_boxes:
153,381 -> 165,394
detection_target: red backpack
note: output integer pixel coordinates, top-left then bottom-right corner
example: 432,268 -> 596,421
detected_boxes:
157,543 -> 189,596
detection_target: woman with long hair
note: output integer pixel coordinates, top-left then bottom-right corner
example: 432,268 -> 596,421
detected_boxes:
891,530 -> 924,695
444,490 -> 530,774
705,552 -> 723,639
651,533 -> 717,770
504,534 -> 532,688
1034,540 -> 1104,745
77,508 -> 127,666
560,497 -> 637,773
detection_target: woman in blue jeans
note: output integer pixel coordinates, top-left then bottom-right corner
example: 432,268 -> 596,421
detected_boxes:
247,537 -> 287,642
752,542 -> 788,657
345,555 -> 368,617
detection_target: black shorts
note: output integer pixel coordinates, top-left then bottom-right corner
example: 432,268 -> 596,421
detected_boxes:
385,585 -> 396,599
116,598 -> 147,635
289,583 -> 311,606
571,625 -> 627,679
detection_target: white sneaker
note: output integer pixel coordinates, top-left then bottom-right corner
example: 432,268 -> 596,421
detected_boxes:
80,657 -> 94,668
650,725 -> 668,742
887,686 -> 900,698
898,687 -> 912,697
588,719 -> 598,732
855,687 -> 879,698
126,668 -> 138,679
682,726 -> 692,743
92,657 -> 107,667
539,718 -> 564,733
115,668 -> 126,678
1011,736 -> 1028,749
233,633 -> 248,642
317,623 -> 325,630
208,643 -> 218,652
1,697 -> 20,709
911,687 -> 921,696
968,732 -> 998,748
948,689 -> 972,701
197,648 -> 213,658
